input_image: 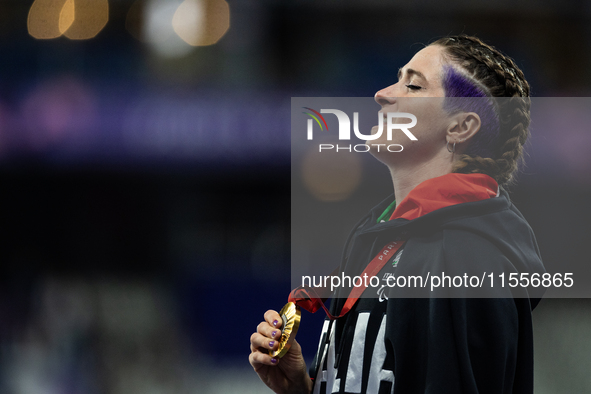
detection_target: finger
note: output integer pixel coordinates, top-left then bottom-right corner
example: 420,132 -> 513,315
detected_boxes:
250,332 -> 279,352
250,339 -> 269,353
249,349 -> 279,369
250,341 -> 276,353
264,309 -> 283,330
256,321 -> 282,340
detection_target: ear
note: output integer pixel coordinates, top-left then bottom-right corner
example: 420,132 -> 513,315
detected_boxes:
445,112 -> 481,152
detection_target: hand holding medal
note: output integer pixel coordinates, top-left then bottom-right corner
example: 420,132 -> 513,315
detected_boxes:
268,302 -> 301,358
249,308 -> 314,394
249,240 -> 405,394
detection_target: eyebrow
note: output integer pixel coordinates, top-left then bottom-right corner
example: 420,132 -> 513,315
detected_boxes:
398,67 -> 427,82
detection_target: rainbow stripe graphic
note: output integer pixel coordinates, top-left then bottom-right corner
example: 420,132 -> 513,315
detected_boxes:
302,107 -> 328,131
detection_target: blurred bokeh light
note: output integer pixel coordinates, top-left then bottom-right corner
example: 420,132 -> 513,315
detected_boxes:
125,0 -> 231,58
62,0 -> 109,40
173,0 -> 230,47
59,0 -> 75,36
144,0 -> 191,57
28,0 -> 73,39
28,0 -> 108,40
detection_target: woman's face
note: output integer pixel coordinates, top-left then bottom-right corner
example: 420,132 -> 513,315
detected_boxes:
370,45 -> 453,165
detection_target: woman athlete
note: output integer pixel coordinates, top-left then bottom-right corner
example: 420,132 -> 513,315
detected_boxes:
249,35 -> 545,394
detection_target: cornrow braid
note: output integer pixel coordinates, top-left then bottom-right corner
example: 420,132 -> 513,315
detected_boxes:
431,35 -> 531,186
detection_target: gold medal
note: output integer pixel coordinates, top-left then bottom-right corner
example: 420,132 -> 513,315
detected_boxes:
270,302 -> 301,358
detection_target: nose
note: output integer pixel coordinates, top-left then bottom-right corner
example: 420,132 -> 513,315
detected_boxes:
374,84 -> 397,106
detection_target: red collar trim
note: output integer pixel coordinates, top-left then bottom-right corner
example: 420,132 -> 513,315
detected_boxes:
389,173 -> 499,221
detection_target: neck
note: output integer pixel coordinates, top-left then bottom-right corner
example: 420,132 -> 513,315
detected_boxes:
388,154 -> 454,203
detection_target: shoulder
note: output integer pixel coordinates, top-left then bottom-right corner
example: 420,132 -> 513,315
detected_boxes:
404,191 -> 543,273
394,198 -> 545,300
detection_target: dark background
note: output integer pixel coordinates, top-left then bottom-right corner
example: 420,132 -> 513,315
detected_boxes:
0,1 -> 590,393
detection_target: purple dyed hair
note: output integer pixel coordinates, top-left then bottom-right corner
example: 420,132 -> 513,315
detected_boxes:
442,65 -> 500,158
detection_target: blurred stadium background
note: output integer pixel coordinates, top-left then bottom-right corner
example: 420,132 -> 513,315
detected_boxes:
0,0 -> 590,393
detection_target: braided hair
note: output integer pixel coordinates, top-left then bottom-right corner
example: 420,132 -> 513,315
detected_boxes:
431,35 -> 531,186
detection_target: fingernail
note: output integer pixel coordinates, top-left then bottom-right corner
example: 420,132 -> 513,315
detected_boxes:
273,320 -> 278,327
271,358 -> 278,364
271,330 -> 277,337
269,341 -> 275,348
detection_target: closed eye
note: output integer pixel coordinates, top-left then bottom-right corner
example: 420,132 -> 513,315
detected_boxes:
406,84 -> 422,91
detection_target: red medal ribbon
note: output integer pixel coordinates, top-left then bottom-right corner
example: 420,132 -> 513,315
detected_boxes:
288,240 -> 405,320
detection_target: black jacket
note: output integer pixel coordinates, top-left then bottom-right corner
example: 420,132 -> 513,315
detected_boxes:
310,190 -> 545,394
